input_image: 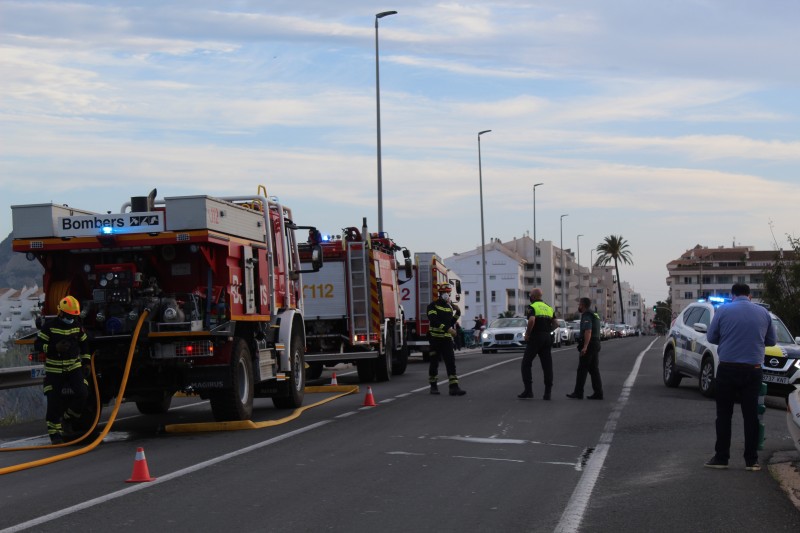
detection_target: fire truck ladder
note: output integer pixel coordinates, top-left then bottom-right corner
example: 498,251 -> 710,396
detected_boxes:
348,244 -> 371,344
417,260 -> 432,324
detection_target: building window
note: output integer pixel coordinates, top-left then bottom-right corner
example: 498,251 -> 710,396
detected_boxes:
684,291 -> 693,299
465,290 -> 470,296
476,291 -> 481,303
737,276 -> 746,283
716,275 -> 732,284
750,275 -> 763,284
491,291 -> 496,302
683,276 -> 693,284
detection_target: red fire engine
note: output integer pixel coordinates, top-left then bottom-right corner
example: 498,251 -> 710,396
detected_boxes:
11,186 -> 322,421
299,218 -> 412,382
401,252 -> 462,358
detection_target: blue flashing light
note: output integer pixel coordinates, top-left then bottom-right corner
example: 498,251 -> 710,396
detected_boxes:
101,226 -> 114,235
321,234 -> 331,242
707,295 -> 731,307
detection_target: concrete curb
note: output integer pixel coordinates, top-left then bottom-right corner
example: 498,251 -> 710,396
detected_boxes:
769,451 -> 800,511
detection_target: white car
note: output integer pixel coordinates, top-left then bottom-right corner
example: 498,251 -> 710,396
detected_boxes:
481,317 -> 528,353
555,319 -> 573,346
662,298 -> 800,398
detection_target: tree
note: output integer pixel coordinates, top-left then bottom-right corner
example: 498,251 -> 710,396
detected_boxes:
594,235 -> 634,324
762,236 -> 800,335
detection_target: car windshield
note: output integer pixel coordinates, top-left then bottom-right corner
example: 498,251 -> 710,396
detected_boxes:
773,317 -> 796,344
489,318 -> 527,329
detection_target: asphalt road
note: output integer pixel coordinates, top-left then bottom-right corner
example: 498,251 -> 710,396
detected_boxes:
1,336 -> 799,532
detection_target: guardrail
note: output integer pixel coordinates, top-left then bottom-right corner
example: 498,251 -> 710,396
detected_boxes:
0,366 -> 43,390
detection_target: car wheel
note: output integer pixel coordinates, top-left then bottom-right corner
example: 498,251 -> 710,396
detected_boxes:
663,347 -> 682,387
700,356 -> 716,398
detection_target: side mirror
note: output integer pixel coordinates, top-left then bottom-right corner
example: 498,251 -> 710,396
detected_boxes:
693,323 -> 708,334
296,243 -> 324,274
404,257 -> 412,279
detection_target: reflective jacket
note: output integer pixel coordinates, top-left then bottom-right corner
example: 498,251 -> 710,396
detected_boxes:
34,316 -> 91,374
427,298 -> 457,339
527,300 -> 555,333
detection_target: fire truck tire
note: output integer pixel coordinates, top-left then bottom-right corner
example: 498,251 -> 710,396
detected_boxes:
273,330 -> 306,409
376,335 -> 393,382
210,339 -> 254,421
392,344 -> 409,376
305,362 -> 324,380
135,392 -> 173,415
356,360 -> 376,382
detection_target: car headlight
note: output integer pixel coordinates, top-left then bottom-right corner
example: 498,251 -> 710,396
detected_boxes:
482,332 -> 490,340
515,332 -> 523,340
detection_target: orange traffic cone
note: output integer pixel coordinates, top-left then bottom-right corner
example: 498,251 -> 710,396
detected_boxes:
126,447 -> 156,483
363,386 -> 377,407
329,372 -> 338,386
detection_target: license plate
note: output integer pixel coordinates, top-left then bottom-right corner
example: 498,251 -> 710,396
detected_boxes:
762,374 -> 790,385
30,366 -> 46,379
497,340 -> 511,345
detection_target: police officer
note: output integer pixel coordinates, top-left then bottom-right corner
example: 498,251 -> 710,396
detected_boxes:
427,283 -> 466,396
519,288 -> 557,400
34,295 -> 91,444
567,297 -> 604,399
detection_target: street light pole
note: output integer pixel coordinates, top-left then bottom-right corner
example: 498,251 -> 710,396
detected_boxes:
375,10 -> 397,233
577,234 -> 583,300
532,182 -> 543,287
560,214 -> 568,317
478,130 -> 492,321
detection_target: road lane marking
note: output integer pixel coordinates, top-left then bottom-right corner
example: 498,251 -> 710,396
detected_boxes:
0,421 -> 331,533
430,435 -> 577,448
553,338 -> 659,533
454,455 -> 525,463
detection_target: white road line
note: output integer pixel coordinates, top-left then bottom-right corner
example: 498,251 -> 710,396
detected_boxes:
553,338 -> 658,533
453,455 -> 525,463
0,421 -> 331,533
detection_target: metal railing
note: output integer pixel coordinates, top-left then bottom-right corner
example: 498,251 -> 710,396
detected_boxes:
0,366 -> 43,390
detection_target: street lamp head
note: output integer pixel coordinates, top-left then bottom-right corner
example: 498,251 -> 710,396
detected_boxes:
561,214 -> 569,220
376,10 -> 398,18
478,129 -> 492,137
534,182 -> 543,188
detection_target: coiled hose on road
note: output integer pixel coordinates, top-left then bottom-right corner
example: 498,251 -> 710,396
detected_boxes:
0,309 -> 150,475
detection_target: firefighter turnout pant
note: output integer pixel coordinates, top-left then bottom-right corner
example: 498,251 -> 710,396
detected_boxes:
429,336 -> 460,387
44,368 -> 88,439
521,332 -> 553,394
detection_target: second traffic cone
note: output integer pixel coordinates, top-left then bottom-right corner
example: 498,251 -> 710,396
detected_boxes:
126,447 -> 156,483
329,372 -> 338,386
363,386 -> 377,407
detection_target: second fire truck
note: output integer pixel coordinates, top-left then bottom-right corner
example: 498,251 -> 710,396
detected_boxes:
300,219 -> 412,382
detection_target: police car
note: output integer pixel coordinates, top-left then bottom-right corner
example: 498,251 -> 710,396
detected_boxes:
662,297 -> 800,398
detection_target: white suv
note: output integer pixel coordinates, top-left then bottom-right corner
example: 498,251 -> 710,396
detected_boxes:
662,299 -> 800,397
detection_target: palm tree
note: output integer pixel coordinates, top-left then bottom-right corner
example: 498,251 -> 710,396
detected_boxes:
594,235 -> 634,323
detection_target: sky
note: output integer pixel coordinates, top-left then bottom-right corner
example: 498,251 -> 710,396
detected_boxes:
2,0 -> 800,305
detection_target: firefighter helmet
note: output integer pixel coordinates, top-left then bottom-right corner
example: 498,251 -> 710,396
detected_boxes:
437,283 -> 452,293
58,295 -> 81,316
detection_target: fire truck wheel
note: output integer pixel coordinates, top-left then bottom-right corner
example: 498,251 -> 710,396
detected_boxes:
305,362 -> 324,381
273,329 -> 306,409
391,343 -> 409,376
135,392 -> 174,415
356,360 -> 376,382
376,334 -> 393,382
210,338 -> 254,421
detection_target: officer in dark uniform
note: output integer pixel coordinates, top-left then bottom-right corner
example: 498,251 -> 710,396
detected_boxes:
34,295 -> 91,444
427,283 -> 466,396
519,288 -> 557,400
567,297 -> 604,399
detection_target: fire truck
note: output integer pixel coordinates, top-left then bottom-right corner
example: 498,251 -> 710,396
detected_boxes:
401,252 -> 463,359
299,219 -> 412,382
11,186 -> 323,422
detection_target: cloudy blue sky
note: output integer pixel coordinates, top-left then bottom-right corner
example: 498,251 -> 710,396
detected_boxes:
2,0 -> 799,304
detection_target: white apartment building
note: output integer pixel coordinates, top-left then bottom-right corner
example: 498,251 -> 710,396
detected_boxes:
666,244 -> 787,314
0,285 -> 44,352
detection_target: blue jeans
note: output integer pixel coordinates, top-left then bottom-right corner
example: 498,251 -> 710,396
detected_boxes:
714,363 -> 762,464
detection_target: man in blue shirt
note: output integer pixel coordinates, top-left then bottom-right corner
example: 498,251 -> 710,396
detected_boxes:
704,283 -> 775,471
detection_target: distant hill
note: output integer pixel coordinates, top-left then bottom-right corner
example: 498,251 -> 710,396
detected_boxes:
0,233 -> 43,288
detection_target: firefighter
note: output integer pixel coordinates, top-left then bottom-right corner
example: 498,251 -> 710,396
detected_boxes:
34,295 -> 91,444
427,283 -> 466,396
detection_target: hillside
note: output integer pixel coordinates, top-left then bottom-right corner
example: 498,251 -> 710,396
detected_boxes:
0,232 -> 43,288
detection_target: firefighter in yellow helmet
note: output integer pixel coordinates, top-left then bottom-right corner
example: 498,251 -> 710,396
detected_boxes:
34,295 -> 91,444
426,283 -> 466,396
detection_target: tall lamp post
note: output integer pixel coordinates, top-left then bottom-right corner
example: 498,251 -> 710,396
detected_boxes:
560,214 -> 568,317
375,10 -> 397,233
478,130 -> 492,321
532,182 -> 543,287
577,234 -> 584,300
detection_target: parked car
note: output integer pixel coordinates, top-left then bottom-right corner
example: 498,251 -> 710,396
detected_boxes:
568,320 -> 581,343
556,319 -> 573,346
662,298 -> 800,398
481,317 -> 528,353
